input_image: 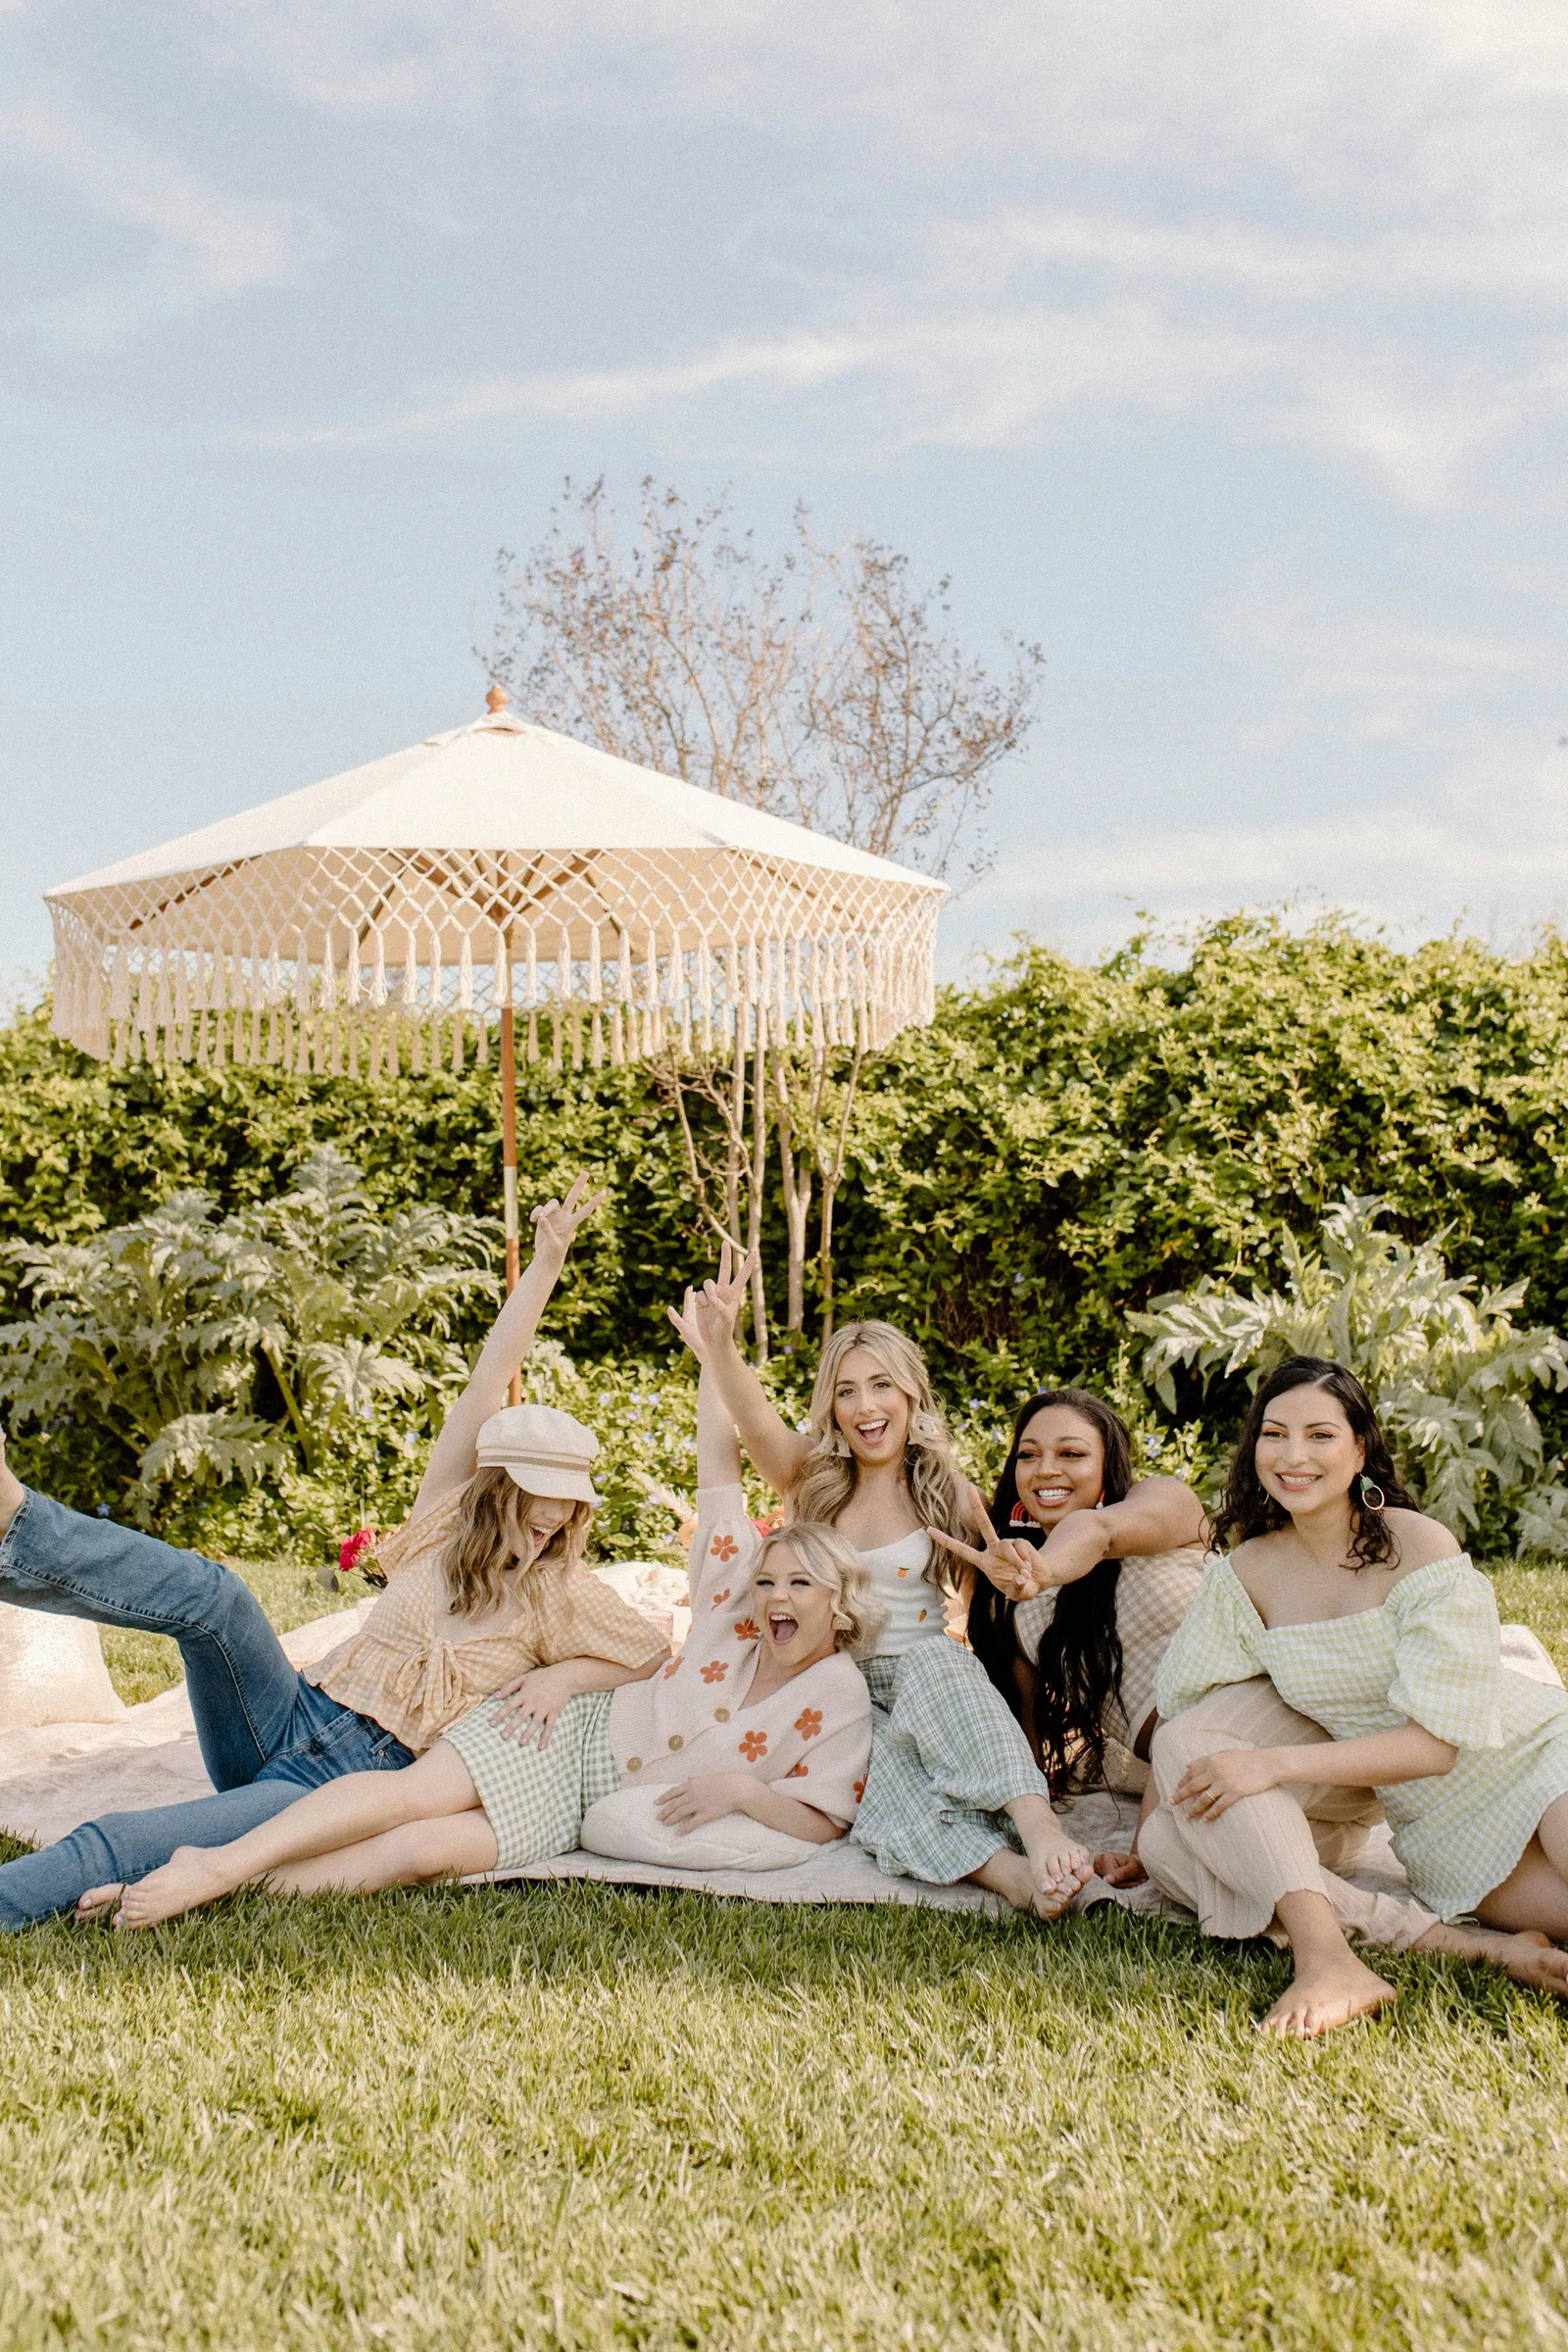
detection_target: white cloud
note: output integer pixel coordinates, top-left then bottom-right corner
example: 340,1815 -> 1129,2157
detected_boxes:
0,93 -> 319,343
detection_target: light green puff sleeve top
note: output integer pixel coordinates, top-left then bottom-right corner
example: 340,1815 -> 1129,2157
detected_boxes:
1154,1553 -> 1568,1920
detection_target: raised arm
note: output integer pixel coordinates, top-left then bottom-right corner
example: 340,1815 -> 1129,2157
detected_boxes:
414,1174 -> 606,1519
668,1245 -> 808,1498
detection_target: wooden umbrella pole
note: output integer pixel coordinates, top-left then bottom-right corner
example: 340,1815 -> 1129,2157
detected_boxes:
501,1004 -> 521,1407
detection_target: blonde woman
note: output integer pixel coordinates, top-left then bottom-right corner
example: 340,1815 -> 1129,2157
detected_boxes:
675,1250 -> 1203,1916
103,1359 -> 874,1924
0,1177 -> 667,1933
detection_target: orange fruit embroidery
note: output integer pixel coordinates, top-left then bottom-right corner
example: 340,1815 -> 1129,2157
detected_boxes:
733,1616 -> 760,1642
793,1707 -> 823,1740
700,1659 -> 729,1684
710,1534 -> 739,1562
784,1761 -> 808,1780
738,1729 -> 768,1762
896,1566 -> 908,1579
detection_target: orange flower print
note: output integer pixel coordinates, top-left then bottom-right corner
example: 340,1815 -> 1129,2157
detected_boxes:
853,1776 -> 866,1802
700,1658 -> 729,1685
710,1588 -> 731,1608
738,1729 -> 768,1762
784,1761 -> 808,1780
662,1659 -> 682,1680
710,1534 -> 739,1562
733,1616 -> 760,1642
793,1707 -> 824,1740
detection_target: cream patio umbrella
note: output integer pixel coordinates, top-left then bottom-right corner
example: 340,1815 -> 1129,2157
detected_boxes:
45,688 -> 947,1363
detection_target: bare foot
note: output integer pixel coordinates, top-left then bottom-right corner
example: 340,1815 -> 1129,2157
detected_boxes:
109,1845 -> 236,1930
1488,1930 -> 1568,2001
74,1883 -> 124,1923
1031,1847 -> 1093,1920
1260,1949 -> 1397,2038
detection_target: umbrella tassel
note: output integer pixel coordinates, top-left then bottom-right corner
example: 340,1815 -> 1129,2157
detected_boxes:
370,929 -> 386,1009
551,1007 -> 563,1071
527,1009 -> 538,1064
592,1008 -> 604,1068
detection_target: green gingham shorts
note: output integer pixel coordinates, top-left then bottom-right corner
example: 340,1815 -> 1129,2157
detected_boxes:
442,1688 -> 619,1872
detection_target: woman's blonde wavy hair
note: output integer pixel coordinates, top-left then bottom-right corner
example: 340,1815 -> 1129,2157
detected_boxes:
752,1522 -> 889,1660
440,1466 -> 593,1616
790,1320 -> 984,1592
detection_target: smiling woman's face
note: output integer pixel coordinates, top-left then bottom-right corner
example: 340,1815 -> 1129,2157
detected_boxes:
503,1489 -> 575,1564
751,1544 -> 837,1664
1012,1407 -> 1105,1530
831,1348 -> 910,1468
1253,1384 -> 1364,1516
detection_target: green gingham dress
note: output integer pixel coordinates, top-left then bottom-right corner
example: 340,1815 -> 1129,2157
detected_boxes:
1153,1553 -> 1568,1921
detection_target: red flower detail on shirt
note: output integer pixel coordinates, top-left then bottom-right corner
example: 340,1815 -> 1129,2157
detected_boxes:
853,1777 -> 866,1802
793,1707 -> 824,1740
710,1534 -> 739,1562
700,1659 -> 728,1684
733,1616 -> 760,1642
738,1729 -> 768,1762
784,1761 -> 808,1779
710,1587 -> 731,1608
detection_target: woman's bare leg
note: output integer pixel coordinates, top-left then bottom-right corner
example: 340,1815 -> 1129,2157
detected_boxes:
1475,1798 -> 1568,1943
267,1810 -> 500,1896
100,1744 -> 480,1930
1262,1892 -> 1396,2037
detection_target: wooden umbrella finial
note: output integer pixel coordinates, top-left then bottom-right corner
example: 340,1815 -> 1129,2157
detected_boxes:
485,681 -> 510,715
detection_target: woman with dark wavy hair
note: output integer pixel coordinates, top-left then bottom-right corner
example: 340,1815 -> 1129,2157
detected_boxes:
1146,1354 -> 1568,2036
963,1389 -> 1206,1797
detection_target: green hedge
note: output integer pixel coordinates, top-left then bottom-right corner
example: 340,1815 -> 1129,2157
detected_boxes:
7,910 -> 1568,1537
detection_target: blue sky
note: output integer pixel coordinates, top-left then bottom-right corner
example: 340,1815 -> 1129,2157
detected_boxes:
4,1 -> 1568,999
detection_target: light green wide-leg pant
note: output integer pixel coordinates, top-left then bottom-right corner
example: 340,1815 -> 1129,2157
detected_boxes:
852,1641 -> 1053,1885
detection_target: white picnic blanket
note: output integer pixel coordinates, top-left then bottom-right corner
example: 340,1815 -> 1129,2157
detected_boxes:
0,1599 -> 1433,1928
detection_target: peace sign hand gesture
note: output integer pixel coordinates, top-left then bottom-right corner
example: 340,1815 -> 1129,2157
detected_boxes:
927,1514 -> 1050,1602
529,1173 -> 608,1265
666,1242 -> 757,1362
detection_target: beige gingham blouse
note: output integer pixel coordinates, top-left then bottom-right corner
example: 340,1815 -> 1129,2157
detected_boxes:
305,1494 -> 669,1755
1154,1551 -> 1568,1918
1014,1545 -> 1206,1791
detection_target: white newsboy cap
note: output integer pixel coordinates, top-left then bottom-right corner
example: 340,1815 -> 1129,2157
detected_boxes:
475,1403 -> 600,1504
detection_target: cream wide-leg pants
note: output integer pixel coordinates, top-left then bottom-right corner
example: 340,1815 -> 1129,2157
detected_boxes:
1139,1678 -> 1439,1952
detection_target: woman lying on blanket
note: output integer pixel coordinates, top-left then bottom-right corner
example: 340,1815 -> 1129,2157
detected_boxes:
102,1367 -> 876,1926
0,1177 -> 672,1934
677,1250 -> 1206,1916
948,1380 -> 1567,2034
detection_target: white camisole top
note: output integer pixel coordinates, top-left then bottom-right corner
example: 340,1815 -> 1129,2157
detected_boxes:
858,1530 -> 945,1657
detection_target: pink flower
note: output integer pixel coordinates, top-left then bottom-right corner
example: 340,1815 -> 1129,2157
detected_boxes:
338,1529 -> 379,1578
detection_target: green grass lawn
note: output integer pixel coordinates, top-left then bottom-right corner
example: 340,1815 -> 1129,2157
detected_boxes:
2,1566 -> 1566,2351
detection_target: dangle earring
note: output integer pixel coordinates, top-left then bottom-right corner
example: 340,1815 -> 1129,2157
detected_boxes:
1008,1502 -> 1034,1528
832,1430 -> 853,1458
909,1408 -> 944,1446
1357,1474 -> 1387,1513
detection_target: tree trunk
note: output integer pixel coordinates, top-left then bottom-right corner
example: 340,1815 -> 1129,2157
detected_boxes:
814,1044 -> 864,1348
772,1046 -> 812,1342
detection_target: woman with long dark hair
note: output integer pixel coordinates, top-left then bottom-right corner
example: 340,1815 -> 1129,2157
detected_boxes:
962,1389 -> 1206,1797
1145,1355 -> 1568,2035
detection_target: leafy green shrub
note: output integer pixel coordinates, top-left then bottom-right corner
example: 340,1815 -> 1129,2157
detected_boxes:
0,1149 -> 495,1546
1130,1194 -> 1568,1548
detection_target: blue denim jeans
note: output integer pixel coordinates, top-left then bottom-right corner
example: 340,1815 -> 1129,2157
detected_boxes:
0,1490 -> 414,1930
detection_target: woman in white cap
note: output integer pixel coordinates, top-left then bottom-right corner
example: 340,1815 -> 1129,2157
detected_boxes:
97,1338 -> 879,1925
0,1176 -> 667,1933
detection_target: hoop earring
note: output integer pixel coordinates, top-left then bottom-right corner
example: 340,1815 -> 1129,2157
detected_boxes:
1357,1475 -> 1386,1513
